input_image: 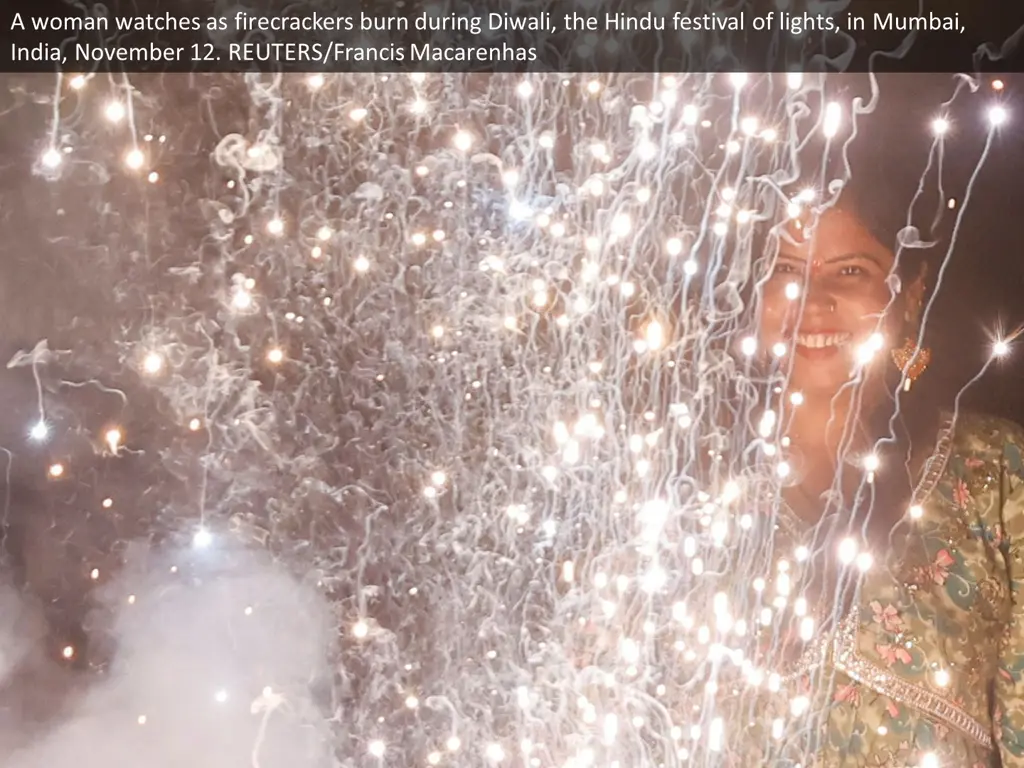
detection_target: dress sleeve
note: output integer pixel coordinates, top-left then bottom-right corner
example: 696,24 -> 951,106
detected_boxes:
992,424 -> 1024,762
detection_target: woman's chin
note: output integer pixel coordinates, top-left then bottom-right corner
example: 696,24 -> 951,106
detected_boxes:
788,354 -> 857,397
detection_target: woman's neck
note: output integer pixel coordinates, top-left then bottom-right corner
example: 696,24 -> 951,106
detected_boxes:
786,391 -> 863,456
781,387 -> 882,523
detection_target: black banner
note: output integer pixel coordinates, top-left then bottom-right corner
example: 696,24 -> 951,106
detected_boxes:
1,0 -> 1022,73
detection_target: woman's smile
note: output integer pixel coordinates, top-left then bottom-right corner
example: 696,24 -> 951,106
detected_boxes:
793,330 -> 853,359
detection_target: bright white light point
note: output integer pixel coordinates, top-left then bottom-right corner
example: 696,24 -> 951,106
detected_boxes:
776,461 -> 791,478
368,740 -> 385,757
30,421 -> 48,440
611,213 -> 631,236
666,237 -> 683,256
994,340 -> 1010,356
485,743 -> 505,761
683,259 -> 698,276
740,116 -> 758,134
62,645 -> 74,659
124,148 -> 145,169
838,537 -> 858,564
266,347 -> 284,364
789,391 -> 804,405
862,454 -> 880,473
354,255 -> 370,272
42,148 -> 62,168
102,497 -> 113,508
785,282 -> 800,300
740,336 -> 757,356
105,428 -> 122,451
431,470 -> 446,485
682,104 -> 698,124
69,75 -> 86,89
786,71 -> 803,88
644,320 -> 665,350
137,715 -> 146,725
713,221 -> 728,236
934,668 -> 950,687
232,289 -> 252,310
931,117 -> 949,135
90,568 -> 99,579
142,352 -> 163,373
761,127 -> 777,142
823,102 -> 842,137
772,341 -> 787,357
306,73 -> 324,89
352,620 -> 369,638
586,79 -> 601,94
729,72 -> 748,88
446,736 -> 461,752
790,695 -> 809,716
989,105 -> 1008,126
856,552 -> 873,571
317,226 -> 332,241
104,101 -> 125,122
516,80 -> 533,97
453,130 -> 473,151
405,695 -> 419,708
214,689 -> 228,703
787,202 -> 802,218
193,528 -> 213,548
349,107 -> 367,122
920,753 -> 939,768
268,218 -> 286,235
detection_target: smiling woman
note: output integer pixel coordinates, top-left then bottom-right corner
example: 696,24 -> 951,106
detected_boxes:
761,206 -> 925,398
756,185 -> 937,520
725,157 -> 1024,763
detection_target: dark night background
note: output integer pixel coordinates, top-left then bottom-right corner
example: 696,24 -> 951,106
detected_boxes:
0,71 -> 1021,739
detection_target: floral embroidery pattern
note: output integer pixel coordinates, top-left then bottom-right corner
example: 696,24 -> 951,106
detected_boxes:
876,643 -> 913,667
716,414 -> 1024,766
870,601 -> 903,633
927,549 -> 955,585
953,478 -> 972,508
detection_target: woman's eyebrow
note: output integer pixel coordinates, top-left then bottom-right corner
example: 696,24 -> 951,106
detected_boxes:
825,251 -> 886,267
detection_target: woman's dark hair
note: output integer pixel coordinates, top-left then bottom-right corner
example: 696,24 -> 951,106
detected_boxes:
829,159 -> 954,542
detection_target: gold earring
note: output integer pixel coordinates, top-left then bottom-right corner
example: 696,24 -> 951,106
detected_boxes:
891,337 -> 931,390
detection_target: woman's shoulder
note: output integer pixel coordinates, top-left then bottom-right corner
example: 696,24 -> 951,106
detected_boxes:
943,409 -> 1024,476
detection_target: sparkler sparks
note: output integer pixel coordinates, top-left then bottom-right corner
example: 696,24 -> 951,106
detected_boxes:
9,68 -> 1014,768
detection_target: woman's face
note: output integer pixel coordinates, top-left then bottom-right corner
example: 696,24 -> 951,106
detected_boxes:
759,208 -> 915,397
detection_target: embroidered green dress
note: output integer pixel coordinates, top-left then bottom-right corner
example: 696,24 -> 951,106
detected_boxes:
754,412 -> 1024,767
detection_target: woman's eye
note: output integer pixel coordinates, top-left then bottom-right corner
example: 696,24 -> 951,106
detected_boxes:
774,262 -> 798,274
838,265 -> 865,276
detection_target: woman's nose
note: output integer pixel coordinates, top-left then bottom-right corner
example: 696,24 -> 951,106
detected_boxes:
802,278 -> 837,316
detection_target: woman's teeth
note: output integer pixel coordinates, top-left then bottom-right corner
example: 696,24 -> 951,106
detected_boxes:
795,333 -> 851,349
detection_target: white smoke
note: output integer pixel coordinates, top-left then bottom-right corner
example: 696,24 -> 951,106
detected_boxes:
1,539 -> 332,767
